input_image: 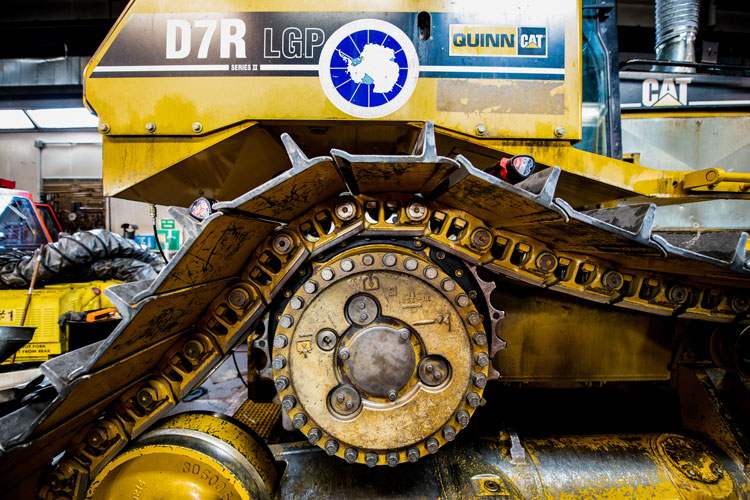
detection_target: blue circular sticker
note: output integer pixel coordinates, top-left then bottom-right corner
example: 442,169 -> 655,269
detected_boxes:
319,19 -> 420,118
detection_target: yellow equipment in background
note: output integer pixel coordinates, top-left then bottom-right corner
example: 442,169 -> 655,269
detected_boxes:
0,1 -> 748,499
0,281 -> 120,362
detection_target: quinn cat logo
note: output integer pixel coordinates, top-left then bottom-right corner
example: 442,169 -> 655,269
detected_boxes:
450,25 -> 547,57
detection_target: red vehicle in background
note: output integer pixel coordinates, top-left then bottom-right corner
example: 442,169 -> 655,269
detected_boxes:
0,178 -> 63,252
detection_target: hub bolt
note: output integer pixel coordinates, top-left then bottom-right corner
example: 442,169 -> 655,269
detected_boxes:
443,426 -> 457,441
272,233 -> 293,255
308,428 -> 322,444
273,335 -> 288,349
281,395 -> 296,411
228,288 -> 250,308
279,314 -> 294,328
320,267 -> 335,281
272,355 -> 287,370
317,329 -> 337,351
386,452 -> 400,467
399,329 -> 410,341
362,254 -> 375,266
406,201 -> 428,221
456,294 -> 471,307
404,258 -> 418,271
340,258 -> 355,272
335,200 -> 356,221
471,229 -> 492,249
383,253 -> 397,267
339,349 -> 350,361
293,413 -> 307,429
303,280 -> 318,294
325,440 -> 339,455
441,279 -> 456,292
387,390 -> 398,402
426,438 -> 439,454
289,296 -> 305,310
475,352 -> 490,367
467,312 -> 482,326
365,452 -> 379,467
407,447 -> 421,463
424,266 -> 439,280
473,373 -> 487,389
467,392 -> 481,408
456,410 -> 471,428
275,376 -> 289,391
426,364 -> 434,373
345,448 -> 359,463
472,332 -> 487,346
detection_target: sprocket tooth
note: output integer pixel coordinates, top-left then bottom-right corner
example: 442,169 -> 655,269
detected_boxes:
468,265 -> 505,380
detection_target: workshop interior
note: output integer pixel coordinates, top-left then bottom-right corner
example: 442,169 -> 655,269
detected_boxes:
0,0 -> 749,498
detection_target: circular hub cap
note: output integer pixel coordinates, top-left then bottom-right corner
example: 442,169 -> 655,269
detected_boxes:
271,244 -> 489,465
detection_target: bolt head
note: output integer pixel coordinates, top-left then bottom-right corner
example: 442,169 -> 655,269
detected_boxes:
603,271 -> 624,291
400,330 -> 410,341
473,332 -> 487,346
345,448 -> 358,463
336,394 -> 345,403
98,123 -> 111,134
321,267 -> 335,281
273,234 -> 293,254
387,390 -> 398,402
192,122 -> 203,133
273,334 -> 288,349
335,200 -> 356,221
456,294 -> 471,307
228,288 -> 250,308
471,229 -> 492,249
317,329 -> 337,351
406,201 -> 427,221
339,349 -> 350,361
183,339 -> 204,360
473,373 -> 487,389
426,438 -> 439,454
340,258 -> 355,272
279,314 -> 294,329
325,440 -> 339,455
303,281 -> 318,294
365,452 -> 378,467
145,122 -> 156,133
669,285 -> 688,304
290,296 -> 305,310
441,279 -> 456,292
281,395 -> 296,411
457,410 -> 470,427
475,352 -> 490,367
424,266 -> 439,280
443,426 -> 456,441
383,253 -> 397,267
467,312 -> 482,326
536,253 -> 558,273
404,257 -> 419,271
272,355 -> 287,370
476,124 -> 487,136
362,254 -> 375,266
554,126 -> 566,138
308,428 -> 322,444
87,427 -> 107,448
386,452 -> 399,467
467,392 -> 481,408
293,413 -> 307,429
275,376 -> 289,391
136,387 -> 157,408
407,447 -> 420,463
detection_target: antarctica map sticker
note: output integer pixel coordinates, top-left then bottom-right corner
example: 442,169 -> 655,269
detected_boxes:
318,19 -> 420,118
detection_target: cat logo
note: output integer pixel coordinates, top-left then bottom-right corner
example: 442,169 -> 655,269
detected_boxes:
518,27 -> 547,56
450,25 -> 547,57
641,77 -> 691,107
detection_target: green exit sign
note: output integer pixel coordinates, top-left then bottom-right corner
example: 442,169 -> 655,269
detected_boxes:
160,219 -> 175,230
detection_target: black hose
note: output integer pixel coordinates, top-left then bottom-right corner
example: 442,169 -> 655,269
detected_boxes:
232,351 -> 250,389
152,221 -> 168,264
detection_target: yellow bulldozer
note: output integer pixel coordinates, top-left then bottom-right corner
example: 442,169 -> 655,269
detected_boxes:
1,0 -> 749,498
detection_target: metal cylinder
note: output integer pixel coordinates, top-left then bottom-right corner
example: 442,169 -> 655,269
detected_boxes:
654,0 -> 701,73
